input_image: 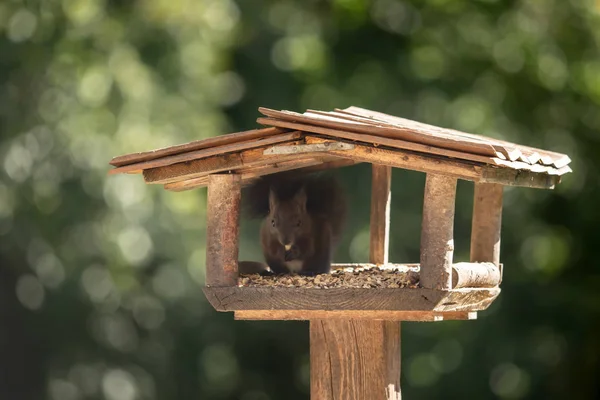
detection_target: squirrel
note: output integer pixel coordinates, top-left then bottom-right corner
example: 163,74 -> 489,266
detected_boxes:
242,170 -> 347,276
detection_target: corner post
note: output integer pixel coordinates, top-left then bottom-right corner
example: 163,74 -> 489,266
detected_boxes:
205,174 -> 241,287
470,182 -> 503,266
420,173 -> 457,290
310,165 -> 401,400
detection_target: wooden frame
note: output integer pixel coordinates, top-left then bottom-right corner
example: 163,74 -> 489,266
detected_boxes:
109,105 -> 571,400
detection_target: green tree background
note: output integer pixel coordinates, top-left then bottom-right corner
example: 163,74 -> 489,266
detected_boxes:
1,0 -> 599,399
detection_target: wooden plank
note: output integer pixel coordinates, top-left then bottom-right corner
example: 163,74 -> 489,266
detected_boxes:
480,167 -> 560,189
304,136 -> 483,180
257,117 -> 499,165
420,174 -> 457,290
163,158 -> 356,192
258,107 -> 498,157
310,320 -> 401,400
370,165 -> 392,265
337,106 -> 571,167
235,310 -> 477,321
309,108 -> 512,161
109,132 -> 303,175
263,141 -> 354,155
205,174 -> 241,287
143,140 -> 311,184
452,262 -> 501,289
202,286 -> 500,312
163,157 -> 325,192
109,127 -> 287,167
470,183 -> 503,267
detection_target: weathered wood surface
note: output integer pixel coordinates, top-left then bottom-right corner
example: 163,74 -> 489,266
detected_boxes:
262,141 -> 354,155
370,165 -> 392,265
143,141 -> 308,184
234,310 -> 477,321
304,136 -> 483,180
420,174 -> 457,290
480,166 -> 561,188
335,106 -> 571,168
452,262 -> 501,289
163,157 -> 355,192
205,174 -> 241,287
471,183 -> 503,266
258,107 -> 498,157
163,157 -> 324,192
109,131 -> 303,175
203,286 -> 500,312
138,133 -> 562,188
257,116 -> 498,165
109,126 -> 286,167
310,320 -> 401,400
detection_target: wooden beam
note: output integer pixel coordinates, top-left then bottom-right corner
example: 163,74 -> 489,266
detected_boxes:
310,320 -> 401,400
143,141 -> 311,184
420,174 -> 457,290
262,141 -> 354,155
205,174 -> 241,287
452,262 -> 501,289
370,165 -> 392,264
109,126 -> 286,167
480,167 -> 559,189
470,183 -> 503,267
109,131 -> 302,175
258,116 -> 499,165
163,158 -> 356,192
234,310 -> 477,321
304,136 -> 483,181
202,286 -> 500,312
303,136 -> 560,189
258,107 -> 498,156
163,158 -> 324,192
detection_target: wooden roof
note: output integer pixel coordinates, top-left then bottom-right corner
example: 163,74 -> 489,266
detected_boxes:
109,106 -> 572,192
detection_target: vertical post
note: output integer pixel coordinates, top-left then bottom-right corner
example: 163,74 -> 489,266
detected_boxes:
205,174 -> 241,287
369,165 -> 392,264
310,164 -> 401,400
420,173 -> 457,290
310,320 -> 401,400
470,182 -> 503,265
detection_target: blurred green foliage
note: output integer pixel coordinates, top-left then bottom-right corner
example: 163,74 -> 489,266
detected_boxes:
1,0 -> 599,399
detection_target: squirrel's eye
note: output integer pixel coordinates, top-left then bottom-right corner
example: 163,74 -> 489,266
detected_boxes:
271,219 -> 275,227
297,220 -> 302,227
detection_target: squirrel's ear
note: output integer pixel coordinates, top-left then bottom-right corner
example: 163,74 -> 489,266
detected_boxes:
268,188 -> 277,211
294,186 -> 307,211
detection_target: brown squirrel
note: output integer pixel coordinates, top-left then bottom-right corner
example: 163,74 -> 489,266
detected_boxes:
242,171 -> 347,276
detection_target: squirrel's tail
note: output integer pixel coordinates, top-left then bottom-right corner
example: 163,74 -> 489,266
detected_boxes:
242,170 -> 347,239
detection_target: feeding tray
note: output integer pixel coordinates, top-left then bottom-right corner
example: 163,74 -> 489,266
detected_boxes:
108,106 -> 572,399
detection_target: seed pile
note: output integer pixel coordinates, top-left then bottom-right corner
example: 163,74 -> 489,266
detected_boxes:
238,264 -> 420,289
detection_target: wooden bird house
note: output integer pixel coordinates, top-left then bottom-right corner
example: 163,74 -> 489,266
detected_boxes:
109,106 -> 572,399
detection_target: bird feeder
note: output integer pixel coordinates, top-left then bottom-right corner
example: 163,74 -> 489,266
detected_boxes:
109,106 -> 572,399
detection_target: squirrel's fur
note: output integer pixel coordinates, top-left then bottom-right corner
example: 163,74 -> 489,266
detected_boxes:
242,171 -> 347,275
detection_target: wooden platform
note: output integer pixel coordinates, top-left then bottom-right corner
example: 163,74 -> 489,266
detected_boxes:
203,286 -> 500,313
234,310 -> 479,321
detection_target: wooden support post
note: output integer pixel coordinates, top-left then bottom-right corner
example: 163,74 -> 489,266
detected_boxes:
310,164 -> 400,400
369,165 -> 392,264
205,174 -> 241,287
470,183 -> 503,266
420,173 -> 457,290
310,320 -> 401,400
